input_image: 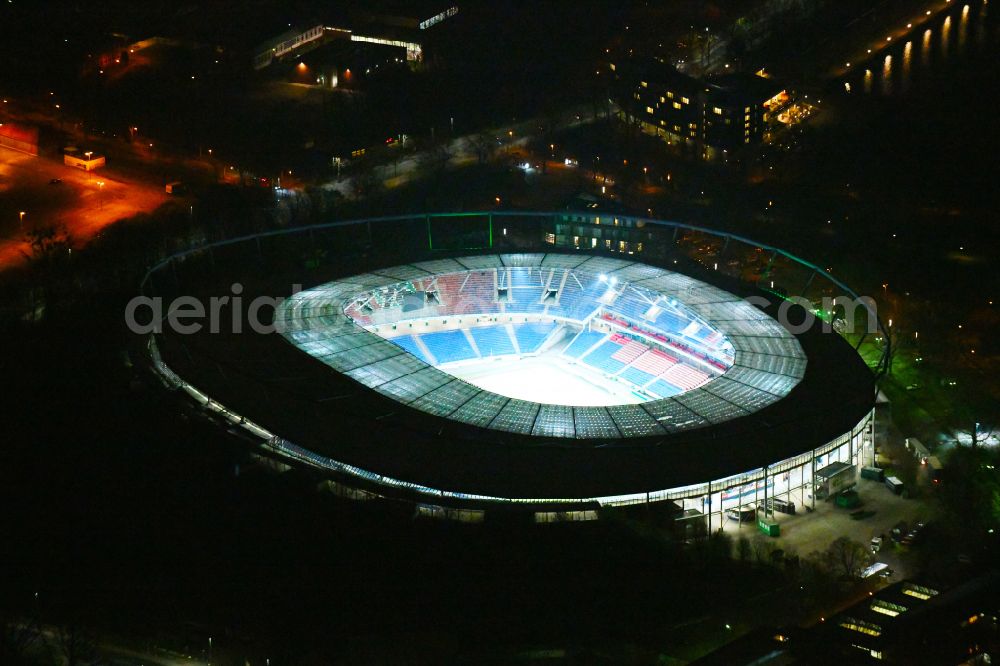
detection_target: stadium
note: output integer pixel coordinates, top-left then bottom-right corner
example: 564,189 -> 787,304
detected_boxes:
144,212 -> 885,528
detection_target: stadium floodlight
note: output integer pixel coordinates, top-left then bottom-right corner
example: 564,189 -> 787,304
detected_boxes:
599,274 -> 608,282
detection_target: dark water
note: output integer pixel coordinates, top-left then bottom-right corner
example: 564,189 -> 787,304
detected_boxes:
819,0 -> 999,301
846,1 -> 993,97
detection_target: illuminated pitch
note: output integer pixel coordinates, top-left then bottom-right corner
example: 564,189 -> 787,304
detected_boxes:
443,354 -> 648,406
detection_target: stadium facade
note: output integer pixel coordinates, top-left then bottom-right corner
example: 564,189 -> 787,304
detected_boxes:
143,212 -> 884,528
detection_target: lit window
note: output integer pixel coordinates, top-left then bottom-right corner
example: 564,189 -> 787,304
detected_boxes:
640,81 -> 648,88
673,102 -> 681,110
667,91 -> 674,99
544,233 -> 555,244
902,584 -> 938,600
871,600 -> 907,617
609,63 -> 616,71
681,96 -> 690,104
839,617 -> 882,637
713,106 -> 723,115
646,106 -> 654,114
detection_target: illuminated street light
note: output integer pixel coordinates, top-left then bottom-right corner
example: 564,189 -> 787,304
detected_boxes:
19,211 -> 26,231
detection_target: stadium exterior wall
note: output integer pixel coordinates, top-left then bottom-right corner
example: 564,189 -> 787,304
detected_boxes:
149,331 -> 872,523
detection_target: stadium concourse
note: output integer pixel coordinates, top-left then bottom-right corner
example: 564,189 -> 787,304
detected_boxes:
151,249 -> 876,525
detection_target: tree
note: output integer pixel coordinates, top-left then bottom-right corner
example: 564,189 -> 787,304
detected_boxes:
737,535 -> 752,562
938,446 -> 1000,533
469,129 -> 497,165
824,536 -> 869,579
418,138 -> 453,177
21,224 -> 72,268
0,614 -> 40,665
55,623 -> 98,666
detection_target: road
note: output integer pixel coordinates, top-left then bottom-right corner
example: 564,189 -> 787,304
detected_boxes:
318,106 -> 600,198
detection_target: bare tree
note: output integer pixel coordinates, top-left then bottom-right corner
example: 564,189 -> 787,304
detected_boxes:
21,224 -> 73,267
824,536 -> 869,579
469,130 -> 497,165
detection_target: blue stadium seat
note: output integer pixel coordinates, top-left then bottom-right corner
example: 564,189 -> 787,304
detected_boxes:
417,330 -> 477,364
471,325 -> 516,357
390,335 -> 434,364
580,340 -> 627,374
550,275 -> 603,321
563,330 -> 606,358
647,378 -> 682,398
512,322 -> 556,353
620,366 -> 656,388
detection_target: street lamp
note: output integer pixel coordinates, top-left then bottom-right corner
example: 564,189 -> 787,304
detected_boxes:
19,211 -> 26,231
97,181 -> 104,210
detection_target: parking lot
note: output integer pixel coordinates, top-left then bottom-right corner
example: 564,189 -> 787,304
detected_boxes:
720,402 -> 935,579
0,147 -> 166,269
